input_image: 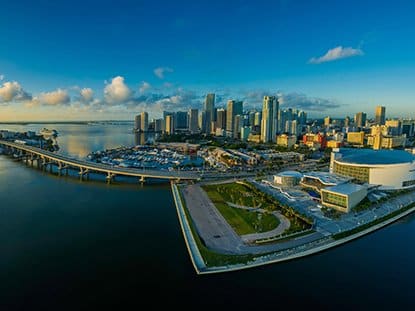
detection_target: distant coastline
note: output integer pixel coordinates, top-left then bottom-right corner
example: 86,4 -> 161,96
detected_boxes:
0,120 -> 134,125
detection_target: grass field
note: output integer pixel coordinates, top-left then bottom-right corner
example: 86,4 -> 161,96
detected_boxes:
203,183 -> 279,235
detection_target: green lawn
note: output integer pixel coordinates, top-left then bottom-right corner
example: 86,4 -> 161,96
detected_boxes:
203,183 -> 279,235
204,183 -> 262,208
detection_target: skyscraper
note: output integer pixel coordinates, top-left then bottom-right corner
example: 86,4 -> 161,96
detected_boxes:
226,100 -> 243,137
204,93 -> 215,134
165,115 -> 174,135
354,112 -> 367,128
216,108 -> 226,130
324,116 -> 331,126
375,106 -> 386,125
261,96 -> 279,143
140,112 -> 148,132
175,111 -> 188,129
134,115 -> 141,131
254,112 -> 262,127
188,108 -> 199,133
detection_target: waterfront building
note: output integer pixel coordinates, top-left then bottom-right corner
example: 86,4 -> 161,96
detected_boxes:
154,119 -> 163,132
134,115 -> 141,131
274,171 -> 303,187
330,148 -> 415,189
188,108 -> 199,133
140,112 -> 148,132
261,96 -> 279,143
321,183 -> 367,213
226,100 -> 243,137
165,115 -> 174,135
375,106 -> 386,125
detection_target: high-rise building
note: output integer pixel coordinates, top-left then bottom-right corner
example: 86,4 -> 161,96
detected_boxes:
344,116 -> 350,127
254,112 -> 262,127
154,119 -> 163,132
165,115 -> 174,135
216,108 -> 226,130
354,112 -> 367,128
226,100 -> 243,137
204,93 -> 215,134
234,115 -> 242,139
188,108 -> 199,133
261,96 -> 279,143
199,111 -> 206,134
134,115 -> 141,131
324,116 -> 331,126
375,106 -> 386,125
297,110 -> 307,125
385,119 -> 402,136
175,111 -> 188,130
140,112 -> 148,132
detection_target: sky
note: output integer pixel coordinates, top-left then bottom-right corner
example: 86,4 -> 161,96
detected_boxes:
0,0 -> 415,121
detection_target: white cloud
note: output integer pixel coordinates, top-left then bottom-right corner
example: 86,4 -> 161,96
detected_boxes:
0,75 -> 4,81
139,81 -> 151,93
154,67 -> 173,79
309,46 -> 363,64
80,87 -> 94,103
277,92 -> 341,111
38,89 -> 70,106
0,81 -> 32,103
104,76 -> 132,104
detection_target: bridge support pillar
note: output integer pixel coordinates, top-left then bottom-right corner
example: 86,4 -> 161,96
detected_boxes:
106,172 -> 115,184
79,167 -> 89,181
139,176 -> 145,184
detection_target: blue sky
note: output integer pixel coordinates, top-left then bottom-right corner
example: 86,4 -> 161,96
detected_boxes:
0,0 -> 414,120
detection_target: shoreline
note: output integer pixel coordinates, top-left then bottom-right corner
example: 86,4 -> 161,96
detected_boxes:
171,181 -> 415,275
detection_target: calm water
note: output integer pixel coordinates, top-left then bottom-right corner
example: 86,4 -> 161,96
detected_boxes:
1,123 -> 415,310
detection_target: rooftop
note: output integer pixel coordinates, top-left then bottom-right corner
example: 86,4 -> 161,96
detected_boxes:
302,171 -> 351,186
334,148 -> 415,165
277,170 -> 303,178
323,183 -> 367,195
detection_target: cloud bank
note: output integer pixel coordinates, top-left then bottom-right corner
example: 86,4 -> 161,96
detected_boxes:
309,46 -> 363,64
0,81 -> 32,103
104,76 -> 133,104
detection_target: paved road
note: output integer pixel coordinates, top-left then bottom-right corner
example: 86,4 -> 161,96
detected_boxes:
180,184 -> 325,255
182,184 -> 245,254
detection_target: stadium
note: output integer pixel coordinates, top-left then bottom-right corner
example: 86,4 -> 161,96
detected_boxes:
330,148 -> 415,190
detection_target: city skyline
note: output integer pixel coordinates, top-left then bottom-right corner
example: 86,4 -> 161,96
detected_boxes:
1,0 -> 415,121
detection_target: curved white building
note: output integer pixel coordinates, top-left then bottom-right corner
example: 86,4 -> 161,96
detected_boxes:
330,148 -> 415,190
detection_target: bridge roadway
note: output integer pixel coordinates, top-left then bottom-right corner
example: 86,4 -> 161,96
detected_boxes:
0,140 -> 199,181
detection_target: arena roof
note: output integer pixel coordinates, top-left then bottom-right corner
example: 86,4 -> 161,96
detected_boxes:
334,148 -> 415,165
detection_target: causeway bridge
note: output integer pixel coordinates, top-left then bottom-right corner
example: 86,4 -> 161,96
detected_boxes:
0,140 -> 200,182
